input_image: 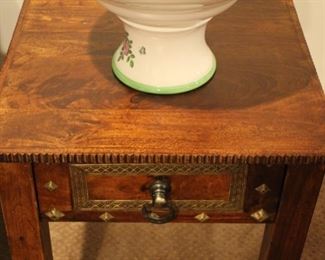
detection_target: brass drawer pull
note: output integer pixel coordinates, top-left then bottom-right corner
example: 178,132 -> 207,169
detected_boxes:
142,177 -> 177,224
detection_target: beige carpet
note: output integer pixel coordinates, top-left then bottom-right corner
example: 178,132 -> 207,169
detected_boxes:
1,178 -> 324,260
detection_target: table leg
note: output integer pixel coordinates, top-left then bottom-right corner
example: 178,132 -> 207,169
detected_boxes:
0,163 -> 53,260
259,165 -> 324,260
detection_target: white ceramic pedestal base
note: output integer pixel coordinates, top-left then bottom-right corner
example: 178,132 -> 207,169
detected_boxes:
112,18 -> 217,95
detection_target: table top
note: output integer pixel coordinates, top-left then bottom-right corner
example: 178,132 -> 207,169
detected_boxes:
0,0 -> 324,164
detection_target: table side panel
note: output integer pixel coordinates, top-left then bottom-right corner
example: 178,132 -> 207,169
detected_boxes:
34,163 -> 73,212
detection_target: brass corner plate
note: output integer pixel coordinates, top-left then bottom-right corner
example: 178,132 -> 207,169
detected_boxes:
99,212 -> 115,222
250,209 -> 270,223
69,164 -> 247,212
195,213 -> 210,223
45,208 -> 65,221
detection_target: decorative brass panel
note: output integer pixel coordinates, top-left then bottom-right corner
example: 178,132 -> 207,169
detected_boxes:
69,164 -> 247,212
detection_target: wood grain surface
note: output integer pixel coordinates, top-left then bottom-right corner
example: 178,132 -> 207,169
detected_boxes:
259,165 -> 325,260
244,165 -> 285,216
0,163 -> 52,260
34,163 -> 73,212
86,175 -> 231,200
34,163 -> 286,224
0,0 -> 324,164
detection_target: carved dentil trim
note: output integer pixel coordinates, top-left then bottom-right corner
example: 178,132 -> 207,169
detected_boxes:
0,153 -> 324,165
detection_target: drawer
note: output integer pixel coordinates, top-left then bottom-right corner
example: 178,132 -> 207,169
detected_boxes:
34,163 -> 285,223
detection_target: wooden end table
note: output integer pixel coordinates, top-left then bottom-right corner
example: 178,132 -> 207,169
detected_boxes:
0,0 -> 324,259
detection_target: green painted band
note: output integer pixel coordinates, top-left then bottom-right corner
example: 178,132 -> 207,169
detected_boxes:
112,55 -> 217,95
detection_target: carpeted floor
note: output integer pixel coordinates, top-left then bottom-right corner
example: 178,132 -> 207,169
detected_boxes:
0,178 -> 324,260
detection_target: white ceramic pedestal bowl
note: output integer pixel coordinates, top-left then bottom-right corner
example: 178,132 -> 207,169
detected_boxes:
98,0 -> 238,94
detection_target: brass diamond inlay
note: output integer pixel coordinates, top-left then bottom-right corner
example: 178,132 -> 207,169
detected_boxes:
45,208 -> 65,221
255,184 -> 271,195
44,181 -> 58,192
195,213 -> 210,223
99,212 -> 115,222
250,209 -> 270,223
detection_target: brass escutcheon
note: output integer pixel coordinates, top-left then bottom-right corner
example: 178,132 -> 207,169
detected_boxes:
45,208 -> 65,221
250,209 -> 270,223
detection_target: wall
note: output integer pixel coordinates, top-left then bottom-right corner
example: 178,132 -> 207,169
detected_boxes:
0,0 -> 23,57
295,0 -> 325,91
0,0 -> 324,90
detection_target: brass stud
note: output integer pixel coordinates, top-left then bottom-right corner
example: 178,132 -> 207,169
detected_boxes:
45,208 -> 65,221
150,212 -> 160,219
99,212 -> 114,222
250,209 -> 270,222
255,184 -> 271,195
44,181 -> 58,192
194,213 -> 210,223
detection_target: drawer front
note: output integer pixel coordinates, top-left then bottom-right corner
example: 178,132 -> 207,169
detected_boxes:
69,164 -> 246,212
34,163 -> 285,223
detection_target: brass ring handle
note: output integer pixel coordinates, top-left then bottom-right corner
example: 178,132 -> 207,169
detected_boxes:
142,177 -> 177,224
